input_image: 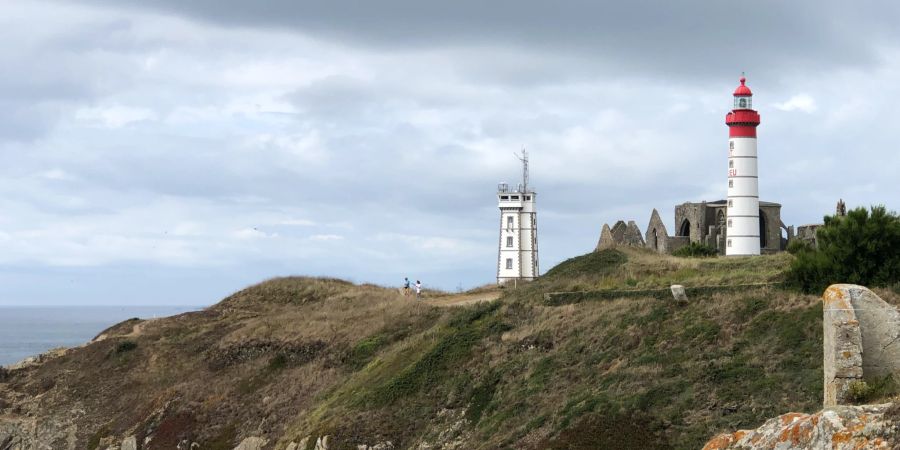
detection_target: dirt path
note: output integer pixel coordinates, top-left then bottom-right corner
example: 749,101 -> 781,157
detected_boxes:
422,290 -> 502,307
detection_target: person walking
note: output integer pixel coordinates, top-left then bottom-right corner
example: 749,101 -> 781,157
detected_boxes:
403,277 -> 411,296
414,280 -> 422,300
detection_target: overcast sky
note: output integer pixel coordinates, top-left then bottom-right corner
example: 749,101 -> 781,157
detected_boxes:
1,1 -> 898,306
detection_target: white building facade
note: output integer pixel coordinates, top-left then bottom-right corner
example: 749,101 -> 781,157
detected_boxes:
497,184 -> 539,284
725,76 -> 762,256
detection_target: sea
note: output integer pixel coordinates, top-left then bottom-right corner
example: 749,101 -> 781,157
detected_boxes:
0,306 -> 199,367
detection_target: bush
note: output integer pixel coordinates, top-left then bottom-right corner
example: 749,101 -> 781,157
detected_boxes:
786,206 -> 900,294
786,239 -> 813,255
672,242 -> 718,258
846,380 -> 871,403
115,340 -> 138,354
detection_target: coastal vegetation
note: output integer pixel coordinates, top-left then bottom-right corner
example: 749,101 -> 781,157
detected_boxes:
2,247 -> 899,449
787,205 -> 900,294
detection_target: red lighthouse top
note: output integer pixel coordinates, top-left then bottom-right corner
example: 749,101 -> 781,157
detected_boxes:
733,76 -> 752,96
726,75 -> 760,137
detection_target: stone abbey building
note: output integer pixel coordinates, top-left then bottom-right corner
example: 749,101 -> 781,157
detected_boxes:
595,76 -> 832,256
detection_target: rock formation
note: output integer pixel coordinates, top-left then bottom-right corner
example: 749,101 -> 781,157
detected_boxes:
703,403 -> 900,450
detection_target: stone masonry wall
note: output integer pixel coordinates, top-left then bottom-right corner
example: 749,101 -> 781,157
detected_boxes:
823,284 -> 900,406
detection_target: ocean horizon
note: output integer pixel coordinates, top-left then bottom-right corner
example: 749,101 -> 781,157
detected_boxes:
0,305 -> 199,366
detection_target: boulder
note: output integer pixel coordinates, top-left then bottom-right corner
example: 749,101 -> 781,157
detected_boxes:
670,285 -> 687,302
234,436 -> 268,450
121,436 -> 138,450
703,403 -> 899,450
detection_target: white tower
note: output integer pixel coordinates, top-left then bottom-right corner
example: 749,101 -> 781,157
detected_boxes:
725,76 -> 762,256
497,150 -> 539,284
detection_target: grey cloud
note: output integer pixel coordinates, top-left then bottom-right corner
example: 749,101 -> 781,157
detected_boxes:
70,0 -> 899,82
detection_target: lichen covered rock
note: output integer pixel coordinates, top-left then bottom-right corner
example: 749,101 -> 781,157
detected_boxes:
703,403 -> 900,449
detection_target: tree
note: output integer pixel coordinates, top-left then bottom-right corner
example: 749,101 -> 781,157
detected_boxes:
786,206 -> 900,294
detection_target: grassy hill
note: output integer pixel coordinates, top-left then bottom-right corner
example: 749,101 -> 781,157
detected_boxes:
2,248 -> 898,449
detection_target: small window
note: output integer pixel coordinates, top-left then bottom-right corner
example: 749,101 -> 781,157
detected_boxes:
729,141 -> 734,150
728,199 -> 733,207
729,160 -> 734,168
500,195 -> 509,200
727,239 -> 732,248
727,219 -> 732,228
507,216 -> 514,229
511,196 -> 520,200
525,196 -> 531,200
728,180 -> 734,188
506,258 -> 513,270
506,236 -> 513,247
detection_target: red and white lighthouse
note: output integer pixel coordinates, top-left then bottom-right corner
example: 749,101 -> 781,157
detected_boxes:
725,76 -> 761,256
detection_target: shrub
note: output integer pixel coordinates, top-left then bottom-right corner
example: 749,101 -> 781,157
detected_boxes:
786,206 -> 900,294
846,380 -> 871,403
115,340 -> 138,354
672,242 -> 718,258
786,239 -> 813,255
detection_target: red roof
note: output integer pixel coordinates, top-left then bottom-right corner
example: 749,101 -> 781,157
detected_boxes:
733,76 -> 752,96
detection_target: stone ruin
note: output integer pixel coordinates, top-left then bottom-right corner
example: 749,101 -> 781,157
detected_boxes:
702,284 -> 900,449
595,220 -> 645,251
823,284 -> 900,406
595,199 -> 849,255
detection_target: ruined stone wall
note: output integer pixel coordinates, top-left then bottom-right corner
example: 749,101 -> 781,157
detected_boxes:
674,202 -> 707,242
759,205 -> 783,252
596,224 -> 615,251
822,284 -> 900,406
645,209 -> 670,254
796,224 -> 821,248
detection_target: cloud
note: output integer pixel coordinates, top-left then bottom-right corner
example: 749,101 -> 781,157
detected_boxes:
0,0 -> 898,305
773,94 -> 817,113
309,234 -> 343,241
75,105 -> 157,128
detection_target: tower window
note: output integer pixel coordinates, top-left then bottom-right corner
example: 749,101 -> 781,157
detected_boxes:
728,199 -> 733,207
729,160 -> 734,168
506,236 -> 513,247
729,141 -> 734,150
506,258 -> 513,270
727,219 -> 733,228
729,180 -> 734,188
507,216 -> 514,229
525,196 -> 531,200
727,239 -> 732,248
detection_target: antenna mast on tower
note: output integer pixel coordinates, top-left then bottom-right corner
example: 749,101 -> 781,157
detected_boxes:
515,147 -> 529,193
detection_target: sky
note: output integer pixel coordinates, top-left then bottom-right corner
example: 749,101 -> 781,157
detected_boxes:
1,1 -> 898,306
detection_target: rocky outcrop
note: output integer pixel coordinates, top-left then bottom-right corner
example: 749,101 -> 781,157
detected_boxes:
0,416 -> 77,450
234,436 -> 268,450
703,403 -> 900,449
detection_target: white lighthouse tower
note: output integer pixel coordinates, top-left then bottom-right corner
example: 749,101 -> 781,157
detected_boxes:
725,76 -> 762,256
496,150 -> 539,284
